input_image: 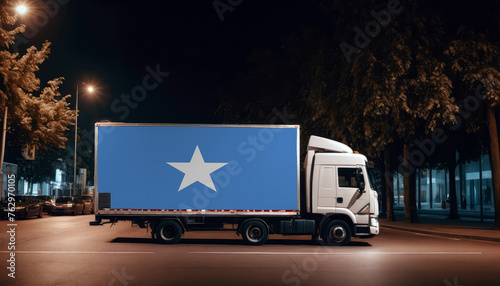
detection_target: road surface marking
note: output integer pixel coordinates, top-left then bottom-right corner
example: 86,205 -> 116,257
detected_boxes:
0,251 -> 155,254
0,250 -> 482,255
189,251 -> 482,255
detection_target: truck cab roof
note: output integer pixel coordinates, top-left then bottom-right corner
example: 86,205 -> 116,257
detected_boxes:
307,136 -> 353,153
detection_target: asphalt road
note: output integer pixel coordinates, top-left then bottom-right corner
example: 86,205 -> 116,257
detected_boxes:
1,214 -> 499,286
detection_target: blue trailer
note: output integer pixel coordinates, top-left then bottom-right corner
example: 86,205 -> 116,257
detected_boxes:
91,122 -> 379,245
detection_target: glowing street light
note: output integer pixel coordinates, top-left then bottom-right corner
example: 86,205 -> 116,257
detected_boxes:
72,83 -> 95,197
15,5 -> 28,15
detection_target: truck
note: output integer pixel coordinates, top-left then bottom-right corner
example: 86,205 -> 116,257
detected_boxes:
90,122 -> 379,246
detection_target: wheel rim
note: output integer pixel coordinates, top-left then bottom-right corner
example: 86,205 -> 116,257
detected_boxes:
160,225 -> 176,241
329,226 -> 346,243
246,225 -> 263,243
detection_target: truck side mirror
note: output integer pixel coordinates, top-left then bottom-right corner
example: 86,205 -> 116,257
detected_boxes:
359,181 -> 365,193
356,168 -> 365,193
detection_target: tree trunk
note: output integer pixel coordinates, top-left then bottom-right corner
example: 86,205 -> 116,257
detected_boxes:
384,146 -> 395,221
403,144 -> 418,223
486,105 -> 500,229
409,166 -> 419,223
447,144 -> 460,219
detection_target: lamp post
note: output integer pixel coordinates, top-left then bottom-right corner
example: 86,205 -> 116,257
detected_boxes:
72,84 -> 94,197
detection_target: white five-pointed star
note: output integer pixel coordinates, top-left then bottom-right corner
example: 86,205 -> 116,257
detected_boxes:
167,146 -> 228,192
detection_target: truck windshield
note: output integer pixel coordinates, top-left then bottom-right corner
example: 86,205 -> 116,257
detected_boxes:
366,163 -> 376,190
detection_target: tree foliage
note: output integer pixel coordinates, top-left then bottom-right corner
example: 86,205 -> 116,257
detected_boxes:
0,1 -> 74,154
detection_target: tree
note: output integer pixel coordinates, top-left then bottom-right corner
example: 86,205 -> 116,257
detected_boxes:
0,0 -> 74,195
446,37 -> 500,229
303,0 -> 460,222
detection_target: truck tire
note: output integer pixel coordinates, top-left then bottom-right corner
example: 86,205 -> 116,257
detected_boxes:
323,220 -> 351,246
242,220 -> 268,245
155,220 -> 182,244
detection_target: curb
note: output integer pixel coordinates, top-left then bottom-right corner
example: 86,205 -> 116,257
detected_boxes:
381,224 -> 500,243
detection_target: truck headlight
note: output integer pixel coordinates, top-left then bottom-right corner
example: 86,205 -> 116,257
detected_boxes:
370,217 -> 379,228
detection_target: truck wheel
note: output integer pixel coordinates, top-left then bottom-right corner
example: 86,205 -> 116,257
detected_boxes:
155,220 -> 182,244
242,221 -> 268,245
323,220 -> 351,246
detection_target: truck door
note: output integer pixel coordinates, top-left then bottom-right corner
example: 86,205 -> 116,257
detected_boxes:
317,165 -> 336,208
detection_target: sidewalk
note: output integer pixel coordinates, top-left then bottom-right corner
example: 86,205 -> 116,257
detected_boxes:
379,211 -> 500,243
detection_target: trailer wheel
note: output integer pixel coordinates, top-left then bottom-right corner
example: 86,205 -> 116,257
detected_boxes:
242,220 -> 268,245
155,220 -> 182,244
323,220 -> 351,246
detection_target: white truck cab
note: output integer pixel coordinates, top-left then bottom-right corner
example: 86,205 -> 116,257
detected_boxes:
305,136 -> 379,240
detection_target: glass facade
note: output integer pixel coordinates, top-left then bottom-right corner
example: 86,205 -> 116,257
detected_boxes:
393,152 -> 494,213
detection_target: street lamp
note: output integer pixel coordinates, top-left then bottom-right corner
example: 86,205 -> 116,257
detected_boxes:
15,5 -> 28,15
72,84 -> 94,197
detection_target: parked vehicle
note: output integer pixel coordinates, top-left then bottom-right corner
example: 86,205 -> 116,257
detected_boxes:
1,195 -> 43,219
80,195 -> 94,214
36,195 -> 55,213
90,123 -> 379,246
52,196 -> 86,215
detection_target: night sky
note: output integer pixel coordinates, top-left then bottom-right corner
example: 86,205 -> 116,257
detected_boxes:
16,0 -> 321,133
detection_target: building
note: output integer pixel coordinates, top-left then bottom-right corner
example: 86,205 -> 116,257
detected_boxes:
392,152 -> 494,216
